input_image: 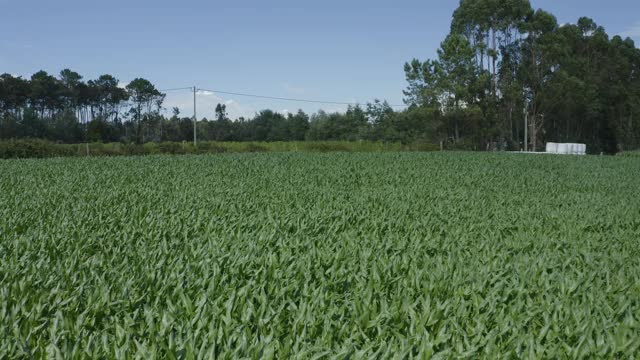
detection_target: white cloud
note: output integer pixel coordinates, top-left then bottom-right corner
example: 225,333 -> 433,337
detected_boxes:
620,22 -> 640,39
163,90 -> 256,120
120,85 -> 367,120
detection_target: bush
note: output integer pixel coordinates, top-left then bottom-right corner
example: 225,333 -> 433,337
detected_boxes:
121,143 -> 148,156
0,139 -> 442,159
302,142 -> 351,152
444,140 -> 478,151
94,143 -> 127,157
193,142 -> 227,154
617,150 -> 640,157
0,139 -> 75,159
156,142 -> 187,155
243,143 -> 268,153
406,142 -> 440,152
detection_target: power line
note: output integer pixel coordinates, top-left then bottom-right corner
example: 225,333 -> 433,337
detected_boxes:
164,85 -> 409,145
160,87 -> 194,92
197,87 -> 407,108
160,86 -> 407,108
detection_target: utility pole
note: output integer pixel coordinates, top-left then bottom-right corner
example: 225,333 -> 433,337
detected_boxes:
193,86 -> 197,147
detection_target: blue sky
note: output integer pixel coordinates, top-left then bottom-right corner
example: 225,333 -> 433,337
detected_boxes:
1,0 -> 639,119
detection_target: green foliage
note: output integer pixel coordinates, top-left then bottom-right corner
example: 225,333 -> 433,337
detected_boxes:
0,140 -> 440,159
617,150 -> 640,157
403,59 -> 441,108
405,1 -> 640,153
3,2 -> 640,152
1,153 -> 639,357
0,139 -> 76,158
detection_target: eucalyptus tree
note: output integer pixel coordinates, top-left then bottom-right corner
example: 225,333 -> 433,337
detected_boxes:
452,0 -> 532,88
436,34 -> 480,142
607,36 -> 640,151
519,9 -> 558,151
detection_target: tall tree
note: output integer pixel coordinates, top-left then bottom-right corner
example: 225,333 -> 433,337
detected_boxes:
437,34 -> 480,142
520,10 -> 558,151
126,78 -> 164,143
29,71 -> 63,119
0,74 -> 29,139
403,59 -> 441,108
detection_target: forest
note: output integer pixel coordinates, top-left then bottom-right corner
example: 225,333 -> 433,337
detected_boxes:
403,0 -> 640,154
1,0 -> 640,153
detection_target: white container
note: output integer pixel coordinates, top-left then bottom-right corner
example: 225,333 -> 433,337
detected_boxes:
541,142 -> 586,155
557,143 -> 569,154
571,144 -> 580,155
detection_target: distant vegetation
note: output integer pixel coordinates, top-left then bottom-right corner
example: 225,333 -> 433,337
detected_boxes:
1,0 -> 639,154
403,0 -> 640,154
618,150 -> 640,157
0,139 -> 440,159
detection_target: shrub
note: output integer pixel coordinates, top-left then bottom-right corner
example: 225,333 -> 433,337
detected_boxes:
243,143 -> 268,153
0,139 -> 75,159
0,140 -> 444,159
302,142 -> 351,152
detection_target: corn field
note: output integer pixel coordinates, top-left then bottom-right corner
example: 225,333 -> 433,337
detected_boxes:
1,153 -> 639,358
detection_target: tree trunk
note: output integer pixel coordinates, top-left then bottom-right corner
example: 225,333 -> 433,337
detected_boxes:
492,27 -> 497,96
509,105 -> 514,142
137,103 -> 142,144
486,32 -> 491,73
531,117 -> 537,152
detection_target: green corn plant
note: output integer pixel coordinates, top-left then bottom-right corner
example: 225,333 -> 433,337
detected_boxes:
0,153 -> 639,358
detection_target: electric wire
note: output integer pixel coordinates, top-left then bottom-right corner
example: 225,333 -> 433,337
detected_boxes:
160,86 -> 407,108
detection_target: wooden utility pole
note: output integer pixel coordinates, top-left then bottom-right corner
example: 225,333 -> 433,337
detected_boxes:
193,86 -> 197,147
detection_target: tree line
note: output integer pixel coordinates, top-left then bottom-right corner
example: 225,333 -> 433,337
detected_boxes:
0,70 -> 435,146
0,71 -> 165,144
403,0 -> 640,153
1,0 -> 640,153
